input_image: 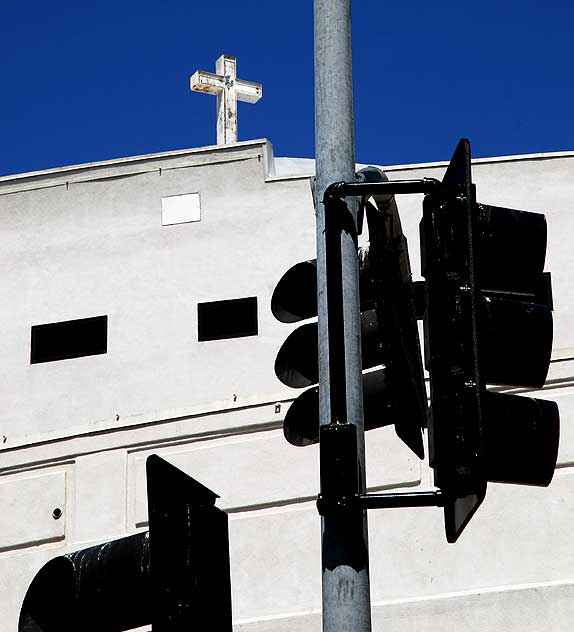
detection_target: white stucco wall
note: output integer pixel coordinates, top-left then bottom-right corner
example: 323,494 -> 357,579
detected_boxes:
1,140 -> 573,631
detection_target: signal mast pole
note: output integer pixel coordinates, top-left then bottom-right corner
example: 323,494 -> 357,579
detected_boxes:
314,1 -> 372,631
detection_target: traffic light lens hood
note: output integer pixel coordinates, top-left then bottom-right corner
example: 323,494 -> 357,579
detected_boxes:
476,204 -> 547,288
19,556 -> 77,632
271,260 -> 317,323
483,392 -> 560,487
275,322 -> 319,388
481,297 -> 553,388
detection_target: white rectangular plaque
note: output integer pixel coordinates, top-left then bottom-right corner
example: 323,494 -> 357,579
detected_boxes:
161,192 -> 201,226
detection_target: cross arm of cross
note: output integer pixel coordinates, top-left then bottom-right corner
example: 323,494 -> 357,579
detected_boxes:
190,71 -> 262,104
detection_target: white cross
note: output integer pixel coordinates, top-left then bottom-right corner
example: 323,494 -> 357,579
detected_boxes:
190,55 -> 263,145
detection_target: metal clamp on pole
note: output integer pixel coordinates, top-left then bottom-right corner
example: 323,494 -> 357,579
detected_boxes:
317,422 -> 361,516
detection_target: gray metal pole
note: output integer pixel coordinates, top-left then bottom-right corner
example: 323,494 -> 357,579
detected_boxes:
314,1 -> 372,631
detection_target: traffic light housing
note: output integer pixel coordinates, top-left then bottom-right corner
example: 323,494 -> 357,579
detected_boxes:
272,168 -> 427,458
420,138 -> 559,542
19,456 -> 232,632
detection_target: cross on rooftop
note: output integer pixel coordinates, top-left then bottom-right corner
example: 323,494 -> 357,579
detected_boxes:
190,55 -> 263,146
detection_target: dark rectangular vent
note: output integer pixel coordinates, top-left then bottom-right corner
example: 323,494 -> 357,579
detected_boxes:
198,297 -> 258,342
31,315 -> 108,364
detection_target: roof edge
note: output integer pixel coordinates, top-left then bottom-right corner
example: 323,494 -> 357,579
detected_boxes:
271,149 -> 574,179
0,138 -> 272,183
382,149 -> 574,172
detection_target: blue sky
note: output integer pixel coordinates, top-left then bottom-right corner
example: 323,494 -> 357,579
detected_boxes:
1,1 -> 573,176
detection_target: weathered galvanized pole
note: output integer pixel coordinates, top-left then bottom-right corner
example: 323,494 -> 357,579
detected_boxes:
314,1 -> 372,632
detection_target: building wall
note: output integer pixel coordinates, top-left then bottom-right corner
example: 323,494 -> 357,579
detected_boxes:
1,140 -> 573,631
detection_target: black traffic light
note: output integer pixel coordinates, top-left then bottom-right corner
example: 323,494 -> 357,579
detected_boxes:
420,138 -> 560,542
19,456 -> 232,632
272,167 -> 426,458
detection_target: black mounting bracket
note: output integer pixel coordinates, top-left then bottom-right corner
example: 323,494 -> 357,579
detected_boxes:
317,490 -> 445,516
323,178 -> 442,204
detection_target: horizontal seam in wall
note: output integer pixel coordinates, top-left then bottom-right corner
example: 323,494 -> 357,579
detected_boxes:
233,578 -> 574,626
0,397 -> 294,454
370,577 -> 574,609
0,421 -> 286,475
